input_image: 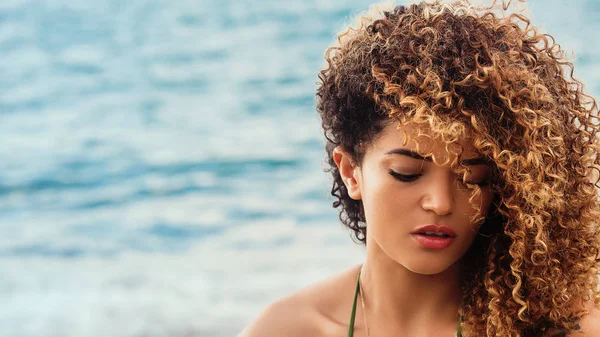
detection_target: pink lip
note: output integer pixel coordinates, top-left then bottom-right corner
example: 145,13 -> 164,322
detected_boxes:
411,224 -> 457,237
412,234 -> 454,249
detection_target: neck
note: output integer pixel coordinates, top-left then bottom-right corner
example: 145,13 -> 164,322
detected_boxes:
360,238 -> 463,335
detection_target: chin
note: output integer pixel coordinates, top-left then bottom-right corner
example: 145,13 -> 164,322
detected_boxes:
404,263 -> 452,275
397,254 -> 460,275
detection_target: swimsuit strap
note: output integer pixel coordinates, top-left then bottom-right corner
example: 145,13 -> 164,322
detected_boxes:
348,268 -> 361,337
348,268 -> 463,337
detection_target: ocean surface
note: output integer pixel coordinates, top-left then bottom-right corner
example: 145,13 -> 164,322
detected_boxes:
0,0 -> 598,336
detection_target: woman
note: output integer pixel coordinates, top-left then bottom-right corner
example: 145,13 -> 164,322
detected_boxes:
239,0 -> 600,336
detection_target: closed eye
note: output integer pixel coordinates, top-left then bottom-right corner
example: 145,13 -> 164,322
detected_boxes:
389,170 -> 421,182
389,170 -> 490,186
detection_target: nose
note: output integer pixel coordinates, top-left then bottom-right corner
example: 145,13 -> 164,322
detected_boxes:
420,172 -> 455,216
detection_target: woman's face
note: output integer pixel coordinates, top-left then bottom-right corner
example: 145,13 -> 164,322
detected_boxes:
334,122 -> 494,275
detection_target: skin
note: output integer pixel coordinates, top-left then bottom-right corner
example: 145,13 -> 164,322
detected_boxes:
238,122 -> 600,337
338,122 -> 494,335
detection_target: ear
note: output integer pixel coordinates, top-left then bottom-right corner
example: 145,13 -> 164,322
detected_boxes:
332,146 -> 362,200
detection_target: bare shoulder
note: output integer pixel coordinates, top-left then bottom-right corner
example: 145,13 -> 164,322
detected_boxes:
569,300 -> 600,337
237,265 -> 361,337
235,295 -> 321,337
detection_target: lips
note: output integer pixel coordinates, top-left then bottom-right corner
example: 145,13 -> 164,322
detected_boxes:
411,224 -> 457,237
412,234 -> 454,249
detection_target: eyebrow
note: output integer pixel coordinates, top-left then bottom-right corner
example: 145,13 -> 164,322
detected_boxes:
384,148 -> 491,166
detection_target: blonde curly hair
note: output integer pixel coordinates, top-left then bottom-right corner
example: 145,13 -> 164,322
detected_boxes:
316,1 -> 600,336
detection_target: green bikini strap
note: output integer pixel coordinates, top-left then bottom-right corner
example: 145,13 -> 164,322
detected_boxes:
348,268 -> 463,337
348,268 -> 361,337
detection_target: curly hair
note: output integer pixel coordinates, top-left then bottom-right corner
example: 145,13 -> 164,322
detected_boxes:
315,0 -> 600,336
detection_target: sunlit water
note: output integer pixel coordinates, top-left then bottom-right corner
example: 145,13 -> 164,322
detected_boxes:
0,0 -> 598,336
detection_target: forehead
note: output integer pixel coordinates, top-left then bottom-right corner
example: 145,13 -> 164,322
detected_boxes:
367,121 -> 480,164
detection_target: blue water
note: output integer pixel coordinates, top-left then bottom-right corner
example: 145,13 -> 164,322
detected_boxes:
0,1 -> 598,336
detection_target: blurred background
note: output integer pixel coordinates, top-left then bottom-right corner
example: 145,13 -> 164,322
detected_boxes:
0,0 -> 597,336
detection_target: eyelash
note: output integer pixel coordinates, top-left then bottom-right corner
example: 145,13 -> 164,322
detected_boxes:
388,170 -> 421,183
388,170 -> 490,187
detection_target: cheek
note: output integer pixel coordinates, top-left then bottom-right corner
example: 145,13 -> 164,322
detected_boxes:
362,182 -> 396,218
361,178 -> 410,223
359,167 -> 387,202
